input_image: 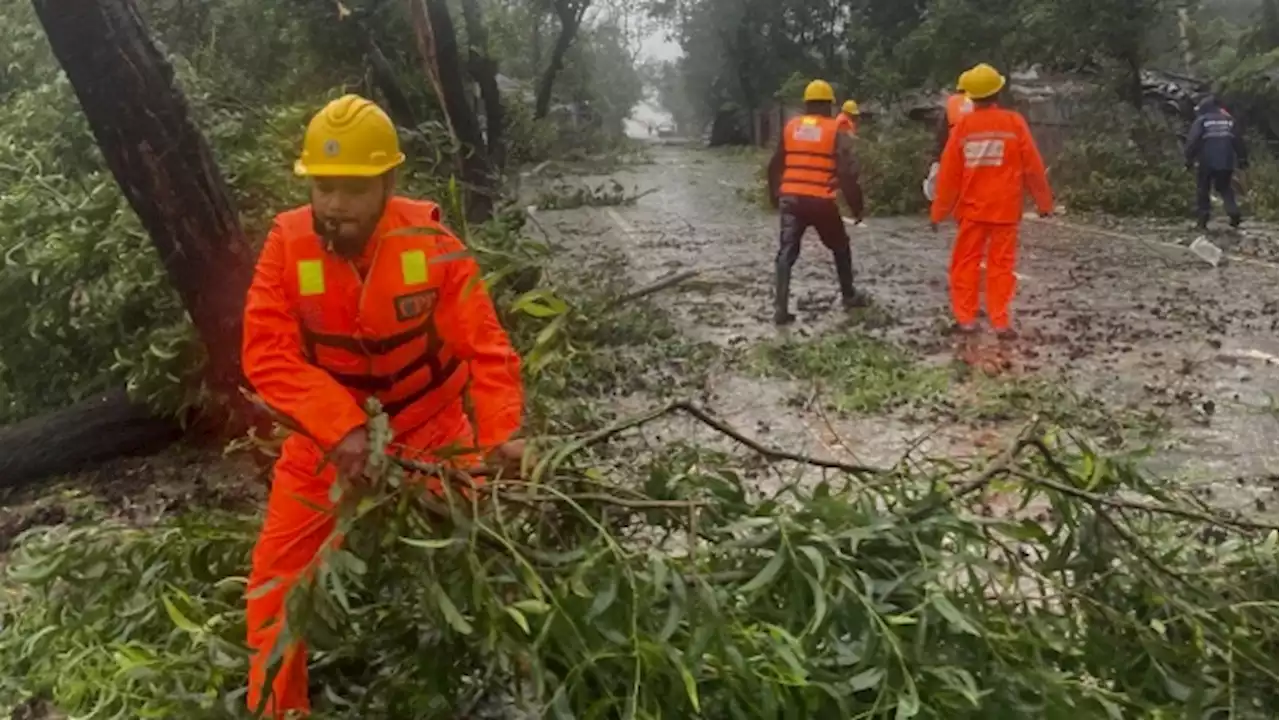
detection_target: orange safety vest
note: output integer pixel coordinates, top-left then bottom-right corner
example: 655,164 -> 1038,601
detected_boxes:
836,112 -> 857,136
780,114 -> 840,199
273,198 -> 470,435
946,93 -> 974,127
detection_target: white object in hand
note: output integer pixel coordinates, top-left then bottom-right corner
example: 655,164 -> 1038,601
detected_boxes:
922,162 -> 940,201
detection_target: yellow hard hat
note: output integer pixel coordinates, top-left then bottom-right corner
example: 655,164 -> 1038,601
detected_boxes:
956,69 -> 972,92
964,63 -> 1006,100
295,95 -> 406,177
803,80 -> 835,103
842,100 -> 860,115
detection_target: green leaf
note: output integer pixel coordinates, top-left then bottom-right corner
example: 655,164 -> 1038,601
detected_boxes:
798,544 -> 826,582
848,667 -> 884,692
587,576 -> 619,621
680,665 -> 701,712
512,599 -> 552,615
430,582 -> 473,635
400,537 -> 460,550
930,594 -> 980,635
161,595 -> 201,634
505,607 -> 531,635
738,549 -> 787,595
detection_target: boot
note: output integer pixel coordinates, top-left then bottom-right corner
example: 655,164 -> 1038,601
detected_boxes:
832,244 -> 865,310
774,264 -> 796,326
842,289 -> 870,310
1229,214 -> 1242,229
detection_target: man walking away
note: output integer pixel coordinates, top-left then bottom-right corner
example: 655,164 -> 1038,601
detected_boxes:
767,79 -> 867,326
837,99 -> 860,136
1184,94 -> 1249,230
929,63 -> 1054,340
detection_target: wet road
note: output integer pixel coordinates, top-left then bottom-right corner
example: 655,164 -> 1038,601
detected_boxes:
535,144 -> 1279,511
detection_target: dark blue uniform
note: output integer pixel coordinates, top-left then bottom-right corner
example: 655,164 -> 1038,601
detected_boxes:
1184,99 -> 1249,228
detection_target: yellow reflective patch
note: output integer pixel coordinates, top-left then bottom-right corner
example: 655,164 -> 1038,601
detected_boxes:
801,116 -> 819,125
401,249 -> 428,285
297,259 -> 325,296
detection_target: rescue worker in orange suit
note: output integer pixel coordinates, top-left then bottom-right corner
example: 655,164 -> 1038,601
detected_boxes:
836,99 -> 860,136
929,64 -> 1054,340
241,94 -> 525,717
767,79 -> 867,326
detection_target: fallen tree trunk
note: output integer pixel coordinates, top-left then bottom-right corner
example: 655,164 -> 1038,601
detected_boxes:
0,390 -> 181,490
32,0 -> 256,424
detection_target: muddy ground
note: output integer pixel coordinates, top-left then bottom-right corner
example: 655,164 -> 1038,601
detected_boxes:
530,142 -> 1279,515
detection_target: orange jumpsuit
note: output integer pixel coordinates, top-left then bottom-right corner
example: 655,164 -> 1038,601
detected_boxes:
241,196 -> 523,716
929,106 -> 1054,330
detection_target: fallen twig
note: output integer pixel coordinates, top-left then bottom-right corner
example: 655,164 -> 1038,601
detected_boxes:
602,269 -> 702,310
1010,469 -> 1279,532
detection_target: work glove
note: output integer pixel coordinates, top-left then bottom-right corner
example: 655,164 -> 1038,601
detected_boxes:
1038,208 -> 1054,219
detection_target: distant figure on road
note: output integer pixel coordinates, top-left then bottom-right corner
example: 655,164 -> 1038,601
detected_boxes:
767,79 -> 868,326
1184,94 -> 1249,230
837,99 -> 860,136
929,63 -> 1054,341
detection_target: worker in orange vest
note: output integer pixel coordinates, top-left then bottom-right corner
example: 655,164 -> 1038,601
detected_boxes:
767,79 -> 866,326
929,64 -> 1055,340
936,69 -> 975,159
924,69 -> 974,202
240,95 -> 525,717
836,99 -> 860,136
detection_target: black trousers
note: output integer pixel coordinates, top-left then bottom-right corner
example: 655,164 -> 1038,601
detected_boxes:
775,195 -> 855,316
1196,168 -> 1240,224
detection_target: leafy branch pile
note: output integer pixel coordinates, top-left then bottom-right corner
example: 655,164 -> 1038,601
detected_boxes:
535,179 -> 656,211
2,405 -> 1276,719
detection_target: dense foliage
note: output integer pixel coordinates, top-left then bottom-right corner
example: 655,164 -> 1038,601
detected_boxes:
0,0 -> 643,424
3,407 -> 1276,718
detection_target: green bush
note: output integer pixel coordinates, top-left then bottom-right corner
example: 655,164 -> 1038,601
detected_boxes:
856,120 -> 934,216
1053,118 -> 1193,218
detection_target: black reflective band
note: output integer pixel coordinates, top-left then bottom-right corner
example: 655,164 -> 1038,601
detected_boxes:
324,349 -> 435,392
382,357 -> 463,417
301,316 -> 431,356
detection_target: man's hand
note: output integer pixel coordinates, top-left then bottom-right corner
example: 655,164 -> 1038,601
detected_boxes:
486,439 -> 528,477
332,426 -> 370,481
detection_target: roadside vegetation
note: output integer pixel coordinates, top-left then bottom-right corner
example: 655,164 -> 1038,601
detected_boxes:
0,0 -> 1277,718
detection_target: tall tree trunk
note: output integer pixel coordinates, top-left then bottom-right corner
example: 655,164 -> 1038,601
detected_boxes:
535,0 -> 589,120
460,0 -> 505,170
32,0 -> 255,425
413,0 -> 495,221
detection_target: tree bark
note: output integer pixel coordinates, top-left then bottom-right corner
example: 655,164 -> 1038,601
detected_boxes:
460,0 -> 505,170
415,0 -> 496,221
32,0 -> 256,427
535,0 -> 590,120
0,390 -> 182,489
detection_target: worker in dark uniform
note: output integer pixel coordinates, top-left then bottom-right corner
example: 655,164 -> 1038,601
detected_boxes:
1184,94 -> 1249,230
767,79 -> 866,326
